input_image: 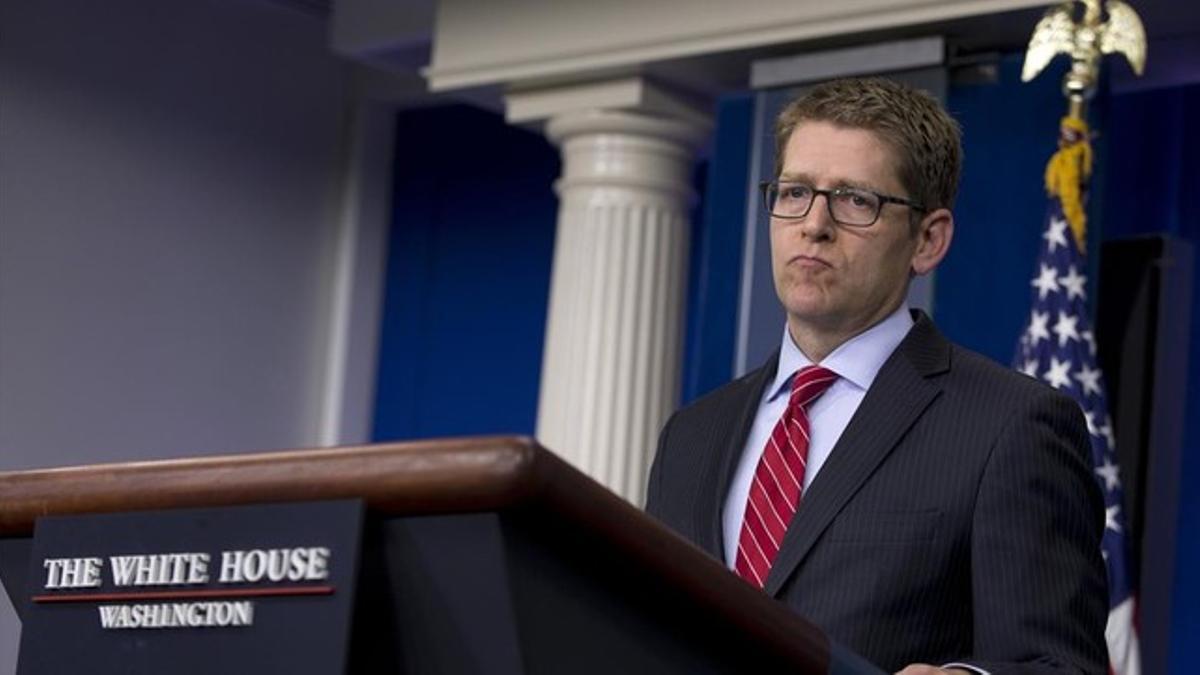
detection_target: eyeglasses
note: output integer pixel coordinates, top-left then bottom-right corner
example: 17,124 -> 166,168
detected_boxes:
760,181 -> 926,227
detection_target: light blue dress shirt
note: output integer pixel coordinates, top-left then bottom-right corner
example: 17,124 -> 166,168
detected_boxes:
721,304 -> 915,568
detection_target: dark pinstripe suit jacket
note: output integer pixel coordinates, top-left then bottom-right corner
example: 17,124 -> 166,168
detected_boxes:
646,313 -> 1108,674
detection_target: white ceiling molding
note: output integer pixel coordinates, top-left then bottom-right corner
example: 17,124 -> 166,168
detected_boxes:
424,0 -> 1050,91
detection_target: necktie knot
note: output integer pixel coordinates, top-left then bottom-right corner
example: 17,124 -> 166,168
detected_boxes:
789,365 -> 837,410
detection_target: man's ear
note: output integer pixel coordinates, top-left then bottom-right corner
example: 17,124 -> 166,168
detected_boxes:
911,208 -> 954,276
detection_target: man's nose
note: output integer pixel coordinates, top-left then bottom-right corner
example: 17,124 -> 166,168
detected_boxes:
799,194 -> 836,239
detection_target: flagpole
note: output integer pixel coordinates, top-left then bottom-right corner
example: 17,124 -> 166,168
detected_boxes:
1068,96 -> 1084,122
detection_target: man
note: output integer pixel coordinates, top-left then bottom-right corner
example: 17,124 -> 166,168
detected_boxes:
645,78 -> 1107,674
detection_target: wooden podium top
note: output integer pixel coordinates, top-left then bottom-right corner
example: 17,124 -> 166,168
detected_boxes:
0,436 -> 830,671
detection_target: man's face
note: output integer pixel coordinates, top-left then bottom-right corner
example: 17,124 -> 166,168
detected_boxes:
770,121 -> 924,341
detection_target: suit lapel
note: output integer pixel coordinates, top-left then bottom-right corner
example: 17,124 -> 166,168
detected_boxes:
691,352 -> 779,560
764,313 -> 951,596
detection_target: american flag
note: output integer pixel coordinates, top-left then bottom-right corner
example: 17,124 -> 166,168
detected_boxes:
1013,200 -> 1141,675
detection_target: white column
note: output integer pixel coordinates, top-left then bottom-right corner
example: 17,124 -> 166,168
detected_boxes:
534,108 -> 708,504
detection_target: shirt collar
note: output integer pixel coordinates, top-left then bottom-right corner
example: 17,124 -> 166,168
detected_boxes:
767,304 -> 916,402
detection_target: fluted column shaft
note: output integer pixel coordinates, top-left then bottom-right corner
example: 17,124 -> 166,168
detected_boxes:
536,110 -> 707,504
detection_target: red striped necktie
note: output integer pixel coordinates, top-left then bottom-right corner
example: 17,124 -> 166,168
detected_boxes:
734,365 -> 838,587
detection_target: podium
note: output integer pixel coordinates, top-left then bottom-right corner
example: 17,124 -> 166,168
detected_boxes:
0,436 -> 879,674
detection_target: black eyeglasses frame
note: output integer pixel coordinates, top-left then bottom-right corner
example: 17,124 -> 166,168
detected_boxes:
759,180 -> 927,227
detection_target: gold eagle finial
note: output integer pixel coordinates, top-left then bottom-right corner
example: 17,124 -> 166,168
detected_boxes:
1022,0 -> 1147,106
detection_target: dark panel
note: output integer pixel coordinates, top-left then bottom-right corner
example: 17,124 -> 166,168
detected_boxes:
349,508 -> 845,674
350,514 -> 525,675
1096,235 -> 1193,675
499,507 -> 811,674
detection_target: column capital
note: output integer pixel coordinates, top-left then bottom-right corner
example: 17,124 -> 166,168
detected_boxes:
505,76 -> 712,142
544,109 -> 710,154
546,107 -> 706,204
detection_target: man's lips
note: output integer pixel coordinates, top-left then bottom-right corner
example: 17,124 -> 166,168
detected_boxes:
788,254 -> 832,268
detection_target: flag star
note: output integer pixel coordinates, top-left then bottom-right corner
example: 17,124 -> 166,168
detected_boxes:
1059,265 -> 1087,300
1044,357 -> 1073,390
1053,311 -> 1080,347
1081,330 -> 1097,356
1097,415 -> 1116,450
1095,457 -> 1121,492
1019,359 -> 1039,378
1075,364 -> 1103,397
1031,265 -> 1060,300
1045,217 -> 1070,252
1105,504 -> 1123,533
1027,311 -> 1051,346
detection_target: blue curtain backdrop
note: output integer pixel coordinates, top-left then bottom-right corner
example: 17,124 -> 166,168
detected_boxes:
681,93 -> 754,403
371,104 -> 559,441
940,56 -> 1081,360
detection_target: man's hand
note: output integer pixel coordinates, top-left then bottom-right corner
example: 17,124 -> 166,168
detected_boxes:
895,666 -> 973,675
